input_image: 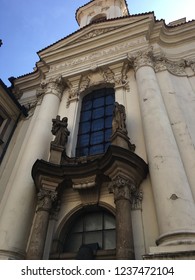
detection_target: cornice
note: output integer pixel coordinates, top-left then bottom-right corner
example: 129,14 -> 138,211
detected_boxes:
32,145 -> 148,192
150,19 -> 195,47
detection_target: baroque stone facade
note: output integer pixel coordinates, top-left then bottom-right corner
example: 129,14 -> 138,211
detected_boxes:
0,0 -> 195,260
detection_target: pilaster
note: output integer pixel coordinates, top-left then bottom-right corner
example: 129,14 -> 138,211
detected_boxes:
26,190 -> 57,260
110,174 -> 135,259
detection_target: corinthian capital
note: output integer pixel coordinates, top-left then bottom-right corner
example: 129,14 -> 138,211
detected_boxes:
37,189 -> 58,212
111,175 -> 136,203
41,76 -> 66,100
128,48 -> 154,72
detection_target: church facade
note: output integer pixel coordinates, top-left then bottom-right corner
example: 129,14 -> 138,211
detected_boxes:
0,0 -> 195,260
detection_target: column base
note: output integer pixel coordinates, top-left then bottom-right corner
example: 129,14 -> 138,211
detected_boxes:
0,249 -> 25,260
143,245 -> 195,260
156,231 -> 195,246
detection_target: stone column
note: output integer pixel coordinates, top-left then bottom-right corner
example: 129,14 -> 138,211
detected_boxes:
112,175 -> 135,260
132,50 -> 195,246
26,190 -> 57,260
156,67 -> 195,200
0,76 -> 65,259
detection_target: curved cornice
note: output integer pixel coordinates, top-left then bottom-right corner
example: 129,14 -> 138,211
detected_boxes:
150,19 -> 195,48
32,145 -> 148,192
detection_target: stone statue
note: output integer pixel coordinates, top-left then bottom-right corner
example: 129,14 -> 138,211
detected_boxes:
51,115 -> 70,148
112,102 -> 128,135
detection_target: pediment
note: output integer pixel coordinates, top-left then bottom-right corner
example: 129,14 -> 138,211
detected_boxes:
38,14 -> 154,57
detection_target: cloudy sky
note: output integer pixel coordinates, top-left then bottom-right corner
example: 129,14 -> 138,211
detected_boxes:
0,0 -> 194,86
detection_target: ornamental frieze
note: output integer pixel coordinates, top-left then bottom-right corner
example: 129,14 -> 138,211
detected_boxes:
50,38 -> 146,72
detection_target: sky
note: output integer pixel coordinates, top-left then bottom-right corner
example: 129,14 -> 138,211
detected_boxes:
0,0 -> 194,86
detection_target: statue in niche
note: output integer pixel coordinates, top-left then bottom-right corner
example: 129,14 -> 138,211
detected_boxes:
112,102 -> 128,135
51,115 -> 70,148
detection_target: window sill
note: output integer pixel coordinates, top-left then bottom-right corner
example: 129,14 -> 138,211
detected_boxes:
50,249 -> 116,260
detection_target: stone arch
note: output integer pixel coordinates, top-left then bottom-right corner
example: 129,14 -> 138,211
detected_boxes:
51,203 -> 116,259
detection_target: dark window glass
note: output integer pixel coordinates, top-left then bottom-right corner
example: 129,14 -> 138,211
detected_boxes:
63,210 -> 116,253
76,88 -> 115,157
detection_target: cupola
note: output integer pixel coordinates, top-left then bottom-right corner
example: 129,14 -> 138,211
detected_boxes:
76,0 -> 129,28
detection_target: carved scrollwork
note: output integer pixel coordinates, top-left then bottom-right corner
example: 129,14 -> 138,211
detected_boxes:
41,76 -> 65,100
129,48 -> 154,72
111,175 -> 138,203
110,175 -> 142,207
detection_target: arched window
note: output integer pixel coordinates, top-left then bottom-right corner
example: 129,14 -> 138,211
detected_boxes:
76,87 -> 115,157
90,14 -> 107,24
63,210 -> 116,254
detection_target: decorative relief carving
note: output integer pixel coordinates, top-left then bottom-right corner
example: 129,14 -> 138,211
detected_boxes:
128,48 -> 154,71
129,49 -> 190,77
186,60 -> 195,73
37,189 -> 58,212
102,67 -> 115,83
79,75 -> 91,93
154,56 -> 167,73
165,60 -> 186,76
111,175 -> 137,203
154,55 -> 187,76
110,175 -> 142,207
41,76 -> 66,100
131,189 -> 143,210
50,38 -> 146,72
72,28 -> 116,44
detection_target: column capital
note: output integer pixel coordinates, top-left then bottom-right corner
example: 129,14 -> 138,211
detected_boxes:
111,175 -> 136,203
37,189 -> 58,212
41,76 -> 66,100
128,48 -> 154,72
